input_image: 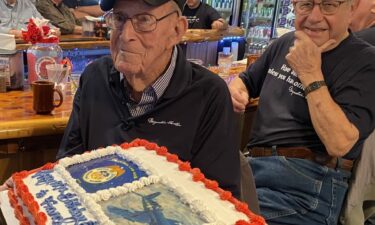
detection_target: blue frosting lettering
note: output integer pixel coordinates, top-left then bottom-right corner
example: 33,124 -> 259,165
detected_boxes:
31,171 -> 96,224
36,190 -> 48,199
79,222 -> 98,225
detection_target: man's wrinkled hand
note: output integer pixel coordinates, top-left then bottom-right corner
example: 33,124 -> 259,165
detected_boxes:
285,31 -> 336,86
228,76 -> 249,113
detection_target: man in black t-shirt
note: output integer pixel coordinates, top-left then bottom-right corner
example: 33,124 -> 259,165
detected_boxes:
228,0 -> 375,224
182,0 -> 227,29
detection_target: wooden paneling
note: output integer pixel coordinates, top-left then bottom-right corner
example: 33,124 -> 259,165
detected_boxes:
0,135 -> 61,184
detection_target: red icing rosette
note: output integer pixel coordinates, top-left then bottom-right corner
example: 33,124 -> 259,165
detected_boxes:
178,161 -> 191,171
9,163 -> 58,225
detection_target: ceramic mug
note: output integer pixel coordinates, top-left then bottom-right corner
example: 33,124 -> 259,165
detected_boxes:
32,80 -> 63,114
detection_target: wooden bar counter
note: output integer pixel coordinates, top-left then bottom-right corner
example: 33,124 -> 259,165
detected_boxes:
15,27 -> 244,50
0,87 -> 74,184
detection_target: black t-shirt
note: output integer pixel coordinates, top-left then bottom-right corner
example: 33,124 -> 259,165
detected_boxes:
183,3 -> 221,29
240,32 -> 375,159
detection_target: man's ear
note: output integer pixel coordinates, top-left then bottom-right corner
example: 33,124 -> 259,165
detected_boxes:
168,16 -> 188,47
371,0 -> 375,14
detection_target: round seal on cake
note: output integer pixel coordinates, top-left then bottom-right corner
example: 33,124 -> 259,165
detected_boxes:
83,165 -> 125,184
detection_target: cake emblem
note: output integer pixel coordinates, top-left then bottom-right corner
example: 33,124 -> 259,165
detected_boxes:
83,165 -> 125,184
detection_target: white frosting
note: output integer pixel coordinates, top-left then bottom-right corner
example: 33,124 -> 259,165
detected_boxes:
20,144 -> 253,225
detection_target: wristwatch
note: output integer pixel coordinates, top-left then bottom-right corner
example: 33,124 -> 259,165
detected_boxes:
304,80 -> 326,97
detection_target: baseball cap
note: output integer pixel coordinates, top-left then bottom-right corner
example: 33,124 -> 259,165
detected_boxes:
100,0 -> 185,11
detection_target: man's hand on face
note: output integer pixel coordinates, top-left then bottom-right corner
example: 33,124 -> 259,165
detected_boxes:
285,31 -> 336,86
228,76 -> 249,113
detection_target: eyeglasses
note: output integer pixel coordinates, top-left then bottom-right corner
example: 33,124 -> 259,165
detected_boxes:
293,0 -> 347,15
104,10 -> 178,32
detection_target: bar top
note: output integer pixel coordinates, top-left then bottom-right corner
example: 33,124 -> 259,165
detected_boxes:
15,27 -> 245,50
0,87 -> 73,140
0,63 -> 252,140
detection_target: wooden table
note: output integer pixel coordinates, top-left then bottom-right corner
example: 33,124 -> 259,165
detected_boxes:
16,35 -> 109,50
0,86 -> 73,184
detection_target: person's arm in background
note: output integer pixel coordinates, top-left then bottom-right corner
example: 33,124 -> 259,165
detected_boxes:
212,18 -> 228,30
0,0 -> 46,37
36,0 -> 81,34
206,4 -> 228,30
74,5 -> 103,18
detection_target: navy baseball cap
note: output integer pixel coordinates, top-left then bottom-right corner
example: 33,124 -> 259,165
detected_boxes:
100,0 -> 185,11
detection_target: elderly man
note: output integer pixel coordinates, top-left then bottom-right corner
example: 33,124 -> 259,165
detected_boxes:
229,0 -> 375,224
0,0 -> 45,37
351,0 -> 375,45
52,0 -> 239,197
183,0 -> 227,29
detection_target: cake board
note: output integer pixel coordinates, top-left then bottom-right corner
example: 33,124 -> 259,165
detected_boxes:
0,190 -> 18,225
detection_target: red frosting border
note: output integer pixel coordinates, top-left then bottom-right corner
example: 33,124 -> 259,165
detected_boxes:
10,163 -> 55,225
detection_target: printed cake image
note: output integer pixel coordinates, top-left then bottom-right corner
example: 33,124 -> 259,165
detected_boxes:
1,139 -> 266,225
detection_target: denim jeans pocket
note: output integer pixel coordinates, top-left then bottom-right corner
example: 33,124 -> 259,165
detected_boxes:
278,157 -> 327,214
251,157 -> 327,220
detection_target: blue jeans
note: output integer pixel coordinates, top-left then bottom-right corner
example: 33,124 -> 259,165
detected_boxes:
249,156 -> 351,225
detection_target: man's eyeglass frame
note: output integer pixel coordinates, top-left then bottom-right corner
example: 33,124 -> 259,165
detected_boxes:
292,0 -> 348,15
104,10 -> 179,32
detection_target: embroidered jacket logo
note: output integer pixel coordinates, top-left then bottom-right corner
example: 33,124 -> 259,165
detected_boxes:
148,118 -> 181,127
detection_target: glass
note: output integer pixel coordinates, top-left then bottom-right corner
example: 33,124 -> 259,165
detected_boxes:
45,64 -> 68,93
70,73 -> 80,95
27,43 -> 63,84
218,52 -> 233,79
104,10 -> 178,32
293,0 -> 347,15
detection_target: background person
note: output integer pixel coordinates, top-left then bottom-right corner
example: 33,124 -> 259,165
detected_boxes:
0,0 -> 46,37
36,0 -> 83,34
228,0 -> 375,224
182,0 -> 227,29
350,0 -> 375,45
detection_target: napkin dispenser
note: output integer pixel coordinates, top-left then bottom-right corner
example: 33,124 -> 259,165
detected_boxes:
0,49 -> 24,90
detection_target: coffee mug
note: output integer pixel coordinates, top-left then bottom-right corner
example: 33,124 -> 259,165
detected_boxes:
32,81 -> 63,114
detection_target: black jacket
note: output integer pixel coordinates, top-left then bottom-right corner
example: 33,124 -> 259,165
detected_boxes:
58,47 -> 241,197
